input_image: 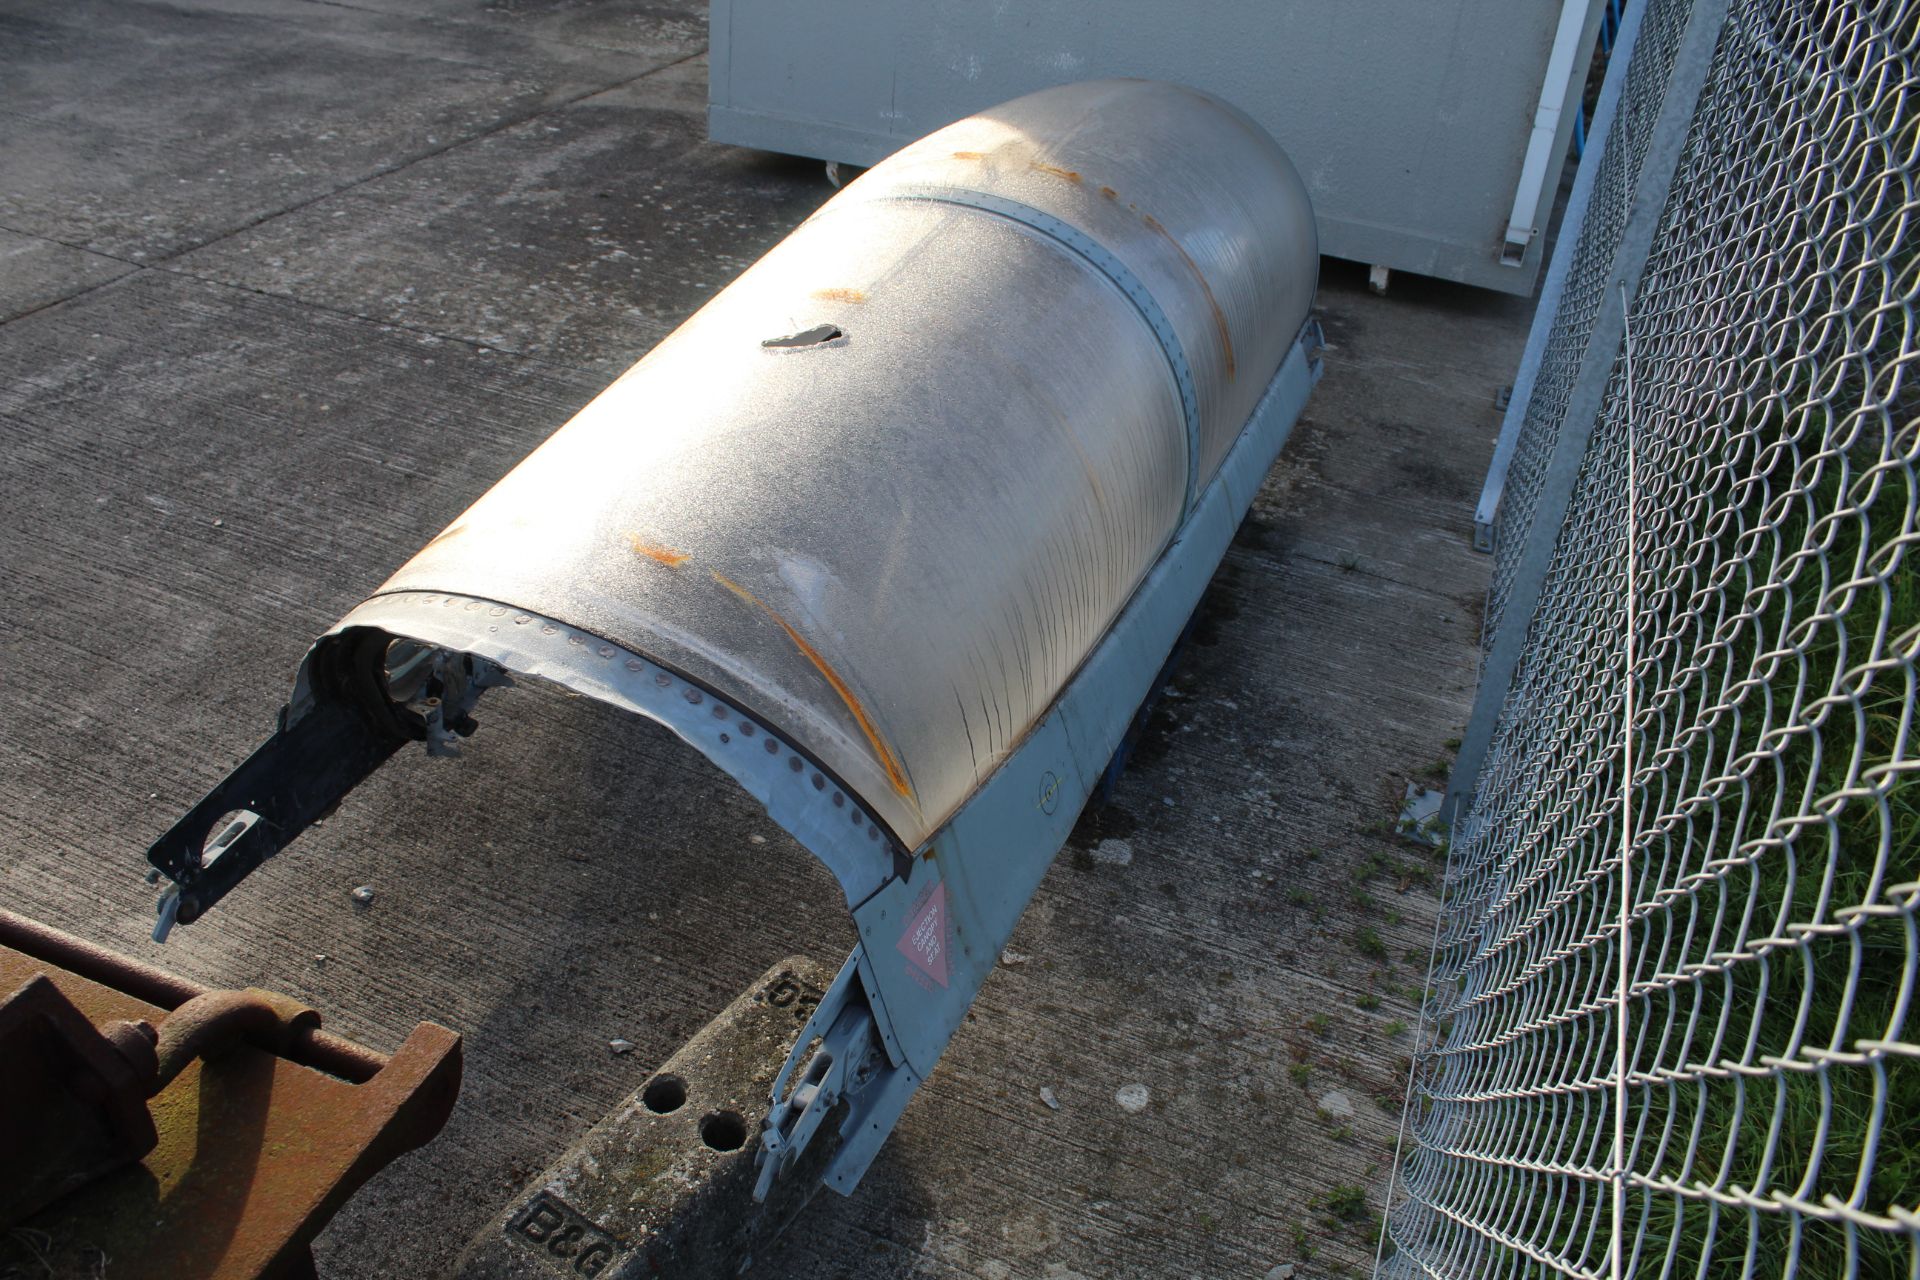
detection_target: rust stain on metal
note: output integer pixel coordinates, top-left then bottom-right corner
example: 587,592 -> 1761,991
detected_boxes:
709,571 -> 916,805
1055,418 -> 1108,514
1030,161 -> 1082,184
1140,212 -> 1236,378
0,910 -> 384,1081
812,287 -> 869,304
626,533 -> 689,567
1098,185 -> 1119,201
0,975 -> 158,1225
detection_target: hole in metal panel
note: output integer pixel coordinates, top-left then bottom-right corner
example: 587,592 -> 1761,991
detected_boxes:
382,637 -> 437,704
761,323 -> 843,349
200,809 -> 260,868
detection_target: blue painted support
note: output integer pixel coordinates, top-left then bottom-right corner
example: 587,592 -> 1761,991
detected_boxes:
1099,614 -> 1199,803
763,319 -> 1324,1197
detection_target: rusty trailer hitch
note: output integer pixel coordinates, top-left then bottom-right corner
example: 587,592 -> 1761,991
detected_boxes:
0,909 -> 462,1279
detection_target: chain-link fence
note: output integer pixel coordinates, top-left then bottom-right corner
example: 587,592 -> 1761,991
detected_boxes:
1389,1 -> 1920,1276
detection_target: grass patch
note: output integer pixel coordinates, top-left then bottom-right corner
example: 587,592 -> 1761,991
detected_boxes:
1353,851 -> 1391,883
1617,408 -> 1920,1277
1325,1184 -> 1373,1236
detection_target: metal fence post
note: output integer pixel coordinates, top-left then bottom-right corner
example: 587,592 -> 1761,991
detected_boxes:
1445,0 -> 1730,819
1472,0 -> 1650,557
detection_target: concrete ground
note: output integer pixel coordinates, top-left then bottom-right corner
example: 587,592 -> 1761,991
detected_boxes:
0,2 -> 1534,1276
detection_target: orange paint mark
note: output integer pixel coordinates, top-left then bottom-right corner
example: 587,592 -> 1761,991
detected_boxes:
812,287 -> 869,304
951,150 -> 986,161
1030,161 -> 1082,184
626,533 -> 688,567
710,571 -> 916,804
1141,212 -> 1236,379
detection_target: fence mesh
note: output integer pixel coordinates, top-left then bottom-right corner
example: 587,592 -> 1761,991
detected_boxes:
1389,1 -> 1920,1276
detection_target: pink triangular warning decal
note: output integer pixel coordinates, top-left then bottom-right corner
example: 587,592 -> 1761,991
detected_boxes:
896,882 -> 950,988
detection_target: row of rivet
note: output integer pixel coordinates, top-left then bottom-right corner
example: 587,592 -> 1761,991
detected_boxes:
391,593 -> 890,848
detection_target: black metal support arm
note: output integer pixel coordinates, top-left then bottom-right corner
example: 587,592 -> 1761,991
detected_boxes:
145,630 -> 418,938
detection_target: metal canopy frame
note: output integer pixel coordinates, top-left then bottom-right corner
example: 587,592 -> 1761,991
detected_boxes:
138,79 -> 1326,1201
143,320 -> 1322,1199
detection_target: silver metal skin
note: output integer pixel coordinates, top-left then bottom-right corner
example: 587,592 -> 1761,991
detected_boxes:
360,78 -> 1316,858
144,79 -> 1324,1201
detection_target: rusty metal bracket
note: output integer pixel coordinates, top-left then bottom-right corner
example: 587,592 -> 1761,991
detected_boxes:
0,910 -> 463,1279
0,975 -> 158,1226
146,631 -> 416,940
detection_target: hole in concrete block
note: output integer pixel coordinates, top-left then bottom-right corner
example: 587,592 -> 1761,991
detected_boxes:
700,1110 -> 747,1152
642,1074 -> 687,1114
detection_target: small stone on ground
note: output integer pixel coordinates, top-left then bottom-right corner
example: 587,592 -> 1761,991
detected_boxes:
1318,1089 -> 1356,1119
